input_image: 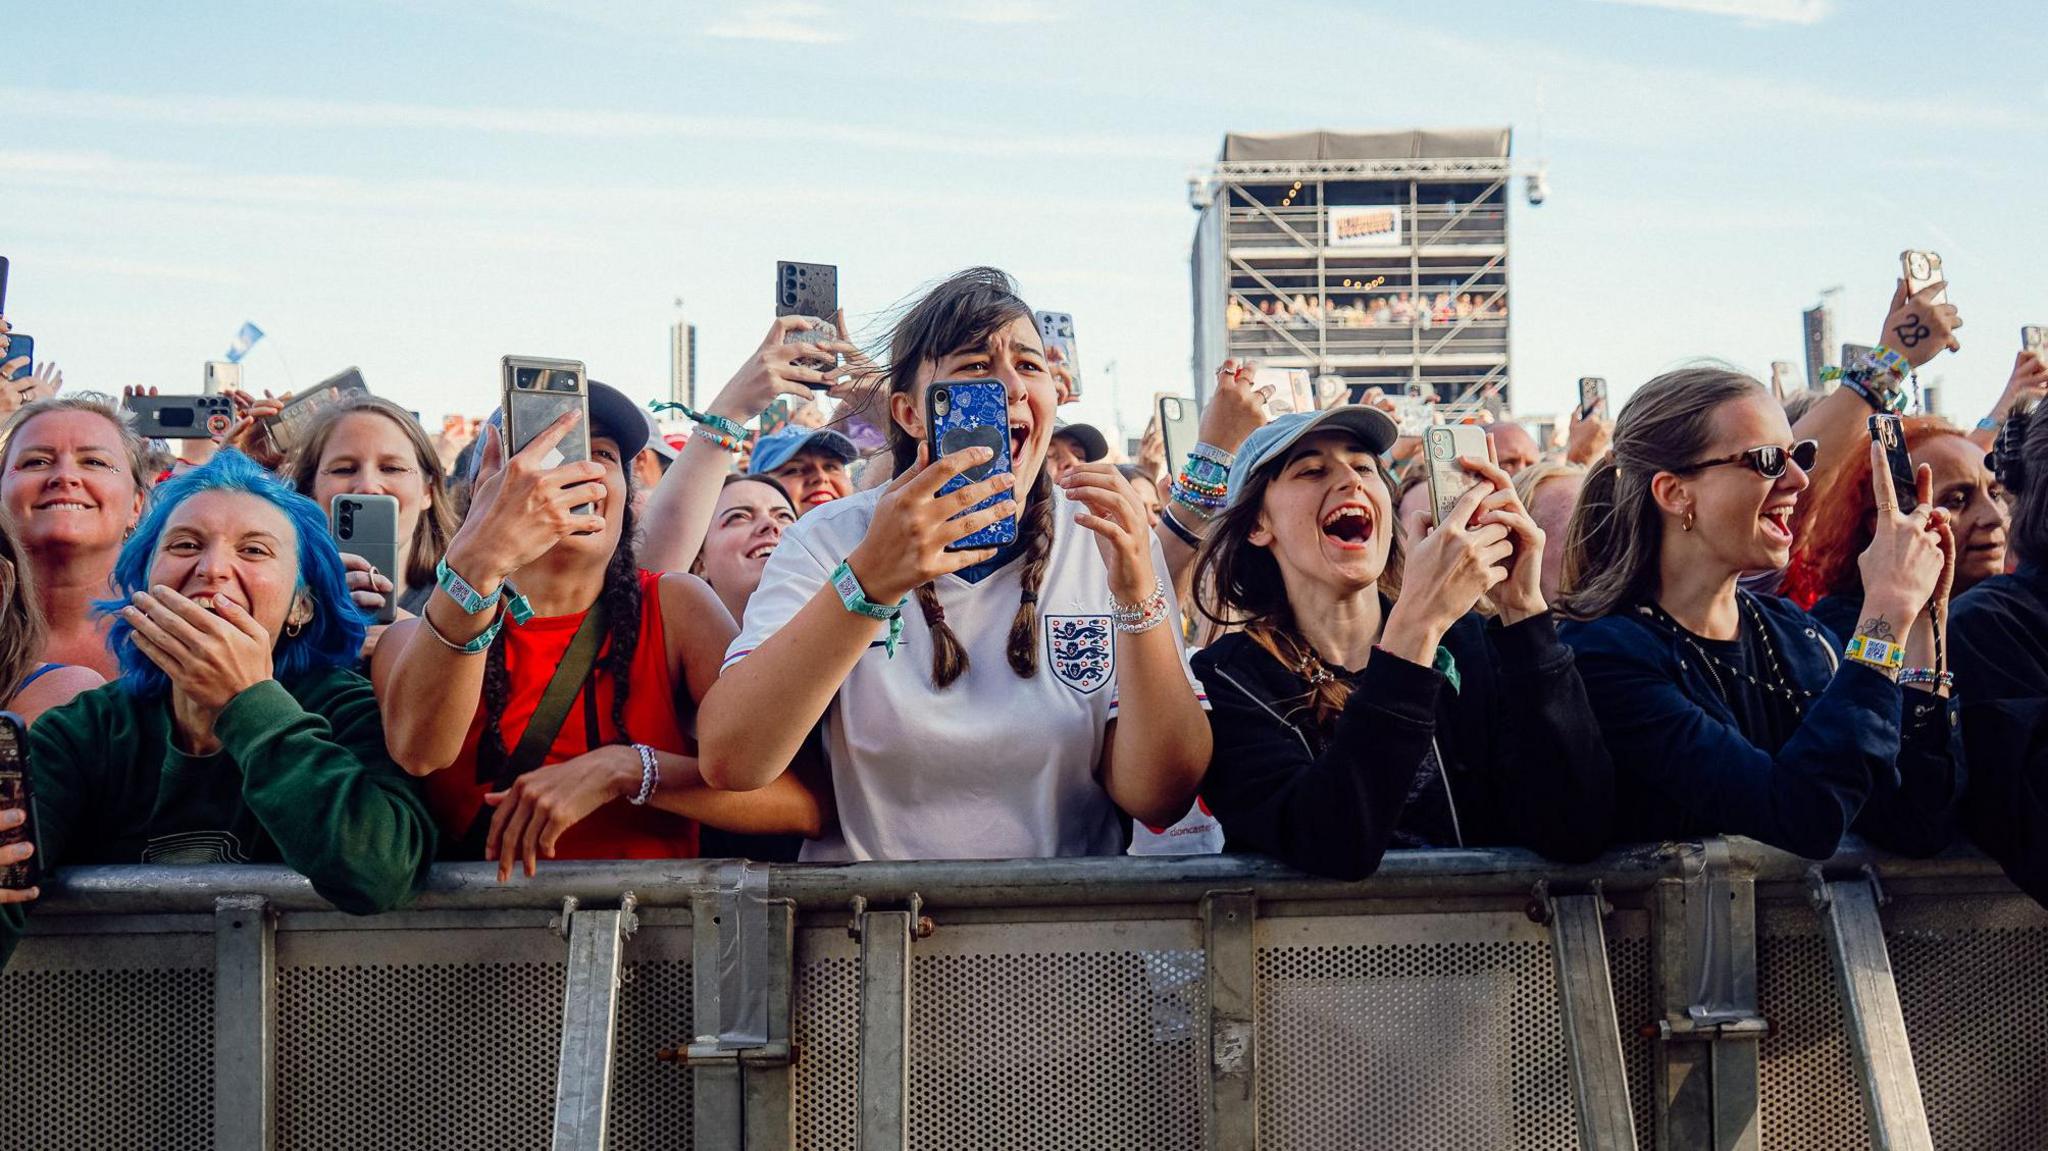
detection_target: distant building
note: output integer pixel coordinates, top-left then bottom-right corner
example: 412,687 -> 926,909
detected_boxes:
670,313 -> 698,408
1190,128 -> 1514,418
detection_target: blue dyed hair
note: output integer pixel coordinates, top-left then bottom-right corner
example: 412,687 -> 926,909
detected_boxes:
98,449 -> 367,698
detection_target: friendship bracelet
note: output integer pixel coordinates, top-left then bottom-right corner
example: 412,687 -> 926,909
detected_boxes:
1170,482 -> 1227,511
1180,455 -> 1229,485
626,743 -> 660,806
1110,579 -> 1170,635
692,424 -> 745,453
649,399 -> 751,443
1897,667 -> 1954,691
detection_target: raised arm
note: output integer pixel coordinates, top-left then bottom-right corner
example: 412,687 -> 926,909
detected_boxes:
373,415 -> 605,775
640,318 -> 854,573
1793,279 -> 1961,502
1971,349 -> 2048,452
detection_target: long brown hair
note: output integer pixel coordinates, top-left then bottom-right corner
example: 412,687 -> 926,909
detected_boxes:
1191,439 -> 1406,733
282,395 -> 456,591
0,516 -> 45,699
874,267 -> 1053,690
1558,367 -> 1763,620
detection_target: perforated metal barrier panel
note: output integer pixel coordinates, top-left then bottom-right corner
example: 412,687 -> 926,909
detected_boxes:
0,929 -> 213,1151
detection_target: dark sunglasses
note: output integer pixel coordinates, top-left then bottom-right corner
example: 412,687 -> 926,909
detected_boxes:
1679,439 -> 1818,479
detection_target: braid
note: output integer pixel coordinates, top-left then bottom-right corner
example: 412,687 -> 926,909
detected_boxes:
916,582 -> 969,689
597,497 -> 643,742
1005,470 -> 1056,678
477,627 -> 514,778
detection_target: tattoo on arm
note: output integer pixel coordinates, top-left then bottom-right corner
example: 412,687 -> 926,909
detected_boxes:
1857,615 -> 1897,642
1893,316 -> 1931,349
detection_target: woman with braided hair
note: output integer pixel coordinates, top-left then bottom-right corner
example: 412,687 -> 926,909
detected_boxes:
700,268 -> 1211,860
372,382 -> 823,881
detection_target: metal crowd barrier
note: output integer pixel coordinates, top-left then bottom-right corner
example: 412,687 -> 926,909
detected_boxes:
3,838 -> 2044,1150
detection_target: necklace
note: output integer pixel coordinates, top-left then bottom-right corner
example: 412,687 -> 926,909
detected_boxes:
1638,594 -> 1818,708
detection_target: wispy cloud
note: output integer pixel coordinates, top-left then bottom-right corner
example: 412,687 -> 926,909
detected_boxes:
1586,0 -> 1831,25
928,0 -> 1066,24
702,2 -> 847,44
0,85 -> 1200,161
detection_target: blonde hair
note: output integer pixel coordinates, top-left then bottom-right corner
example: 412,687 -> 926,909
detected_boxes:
0,517 -> 44,699
0,393 -> 153,493
1511,458 -> 1587,511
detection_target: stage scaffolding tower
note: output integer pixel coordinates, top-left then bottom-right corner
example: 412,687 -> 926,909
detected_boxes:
1189,128 -> 1515,418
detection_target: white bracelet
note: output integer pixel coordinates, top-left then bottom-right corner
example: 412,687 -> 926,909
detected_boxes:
627,743 -> 659,806
1111,579 -> 1171,635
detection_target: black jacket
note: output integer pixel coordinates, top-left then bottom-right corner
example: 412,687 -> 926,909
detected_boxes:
1191,611 -> 1613,880
1560,593 -> 1962,860
1951,564 -> 2048,906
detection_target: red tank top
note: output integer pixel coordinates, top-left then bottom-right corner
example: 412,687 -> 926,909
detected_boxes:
425,568 -> 699,859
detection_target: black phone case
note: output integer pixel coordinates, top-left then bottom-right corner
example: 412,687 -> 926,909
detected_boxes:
332,494 -> 402,624
0,712 -> 42,891
776,262 -> 840,371
129,394 -> 235,440
1871,415 -> 1918,510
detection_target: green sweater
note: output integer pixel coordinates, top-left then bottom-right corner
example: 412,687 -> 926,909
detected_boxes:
1,666 -> 437,966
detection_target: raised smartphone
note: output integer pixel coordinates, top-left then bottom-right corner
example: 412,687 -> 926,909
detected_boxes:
1870,414 -> 1918,511
1036,311 -> 1080,401
0,711 -> 41,891
2024,326 -> 2046,354
128,394 -> 235,440
775,260 -> 839,375
331,493 -> 401,624
267,367 -> 369,454
926,379 -> 1017,551
203,360 -> 241,396
4,333 -> 30,383
1424,424 -> 1490,526
1901,250 -> 1947,306
0,255 -> 10,314
1578,376 -> 1609,420
1157,393 -> 1200,476
501,356 -> 591,513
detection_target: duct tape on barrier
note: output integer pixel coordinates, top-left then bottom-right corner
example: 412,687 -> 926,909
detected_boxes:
1682,839 -> 1756,1027
716,860 -> 773,1049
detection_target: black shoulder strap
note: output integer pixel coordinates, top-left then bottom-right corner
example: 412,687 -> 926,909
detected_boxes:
480,598 -> 608,792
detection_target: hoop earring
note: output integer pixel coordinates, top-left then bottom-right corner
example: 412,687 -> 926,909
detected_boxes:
1682,507 -> 1695,533
284,619 -> 304,638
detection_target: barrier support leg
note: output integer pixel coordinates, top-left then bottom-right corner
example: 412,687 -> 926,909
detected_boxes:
1545,889 -> 1639,1151
691,890 -> 743,1150
214,894 -> 276,1151
552,893 -> 637,1151
1652,842 -> 1764,1151
1811,869 -> 1933,1151
1201,891 -> 1259,1151
855,898 -> 916,1151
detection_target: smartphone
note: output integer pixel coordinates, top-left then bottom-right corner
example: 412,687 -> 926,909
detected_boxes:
501,356 -> 591,514
203,360 -> 241,396
1870,414 -> 1918,511
0,255 -> 10,314
1577,377 -> 1608,420
1901,250 -> 1947,306
1035,311 -> 1080,401
926,379 -> 1016,551
266,367 -> 369,455
1424,424 -> 1490,526
4,333 -> 30,383
329,494 -> 401,624
0,712 -> 39,891
1254,367 -> 1315,415
2023,326 -> 2046,354
1157,393 -> 1200,476
775,260 -> 840,376
128,394 -> 235,440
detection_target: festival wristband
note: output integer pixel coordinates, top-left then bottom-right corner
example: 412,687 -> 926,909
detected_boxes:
435,557 -> 501,615
1868,345 -> 1912,378
1897,667 -> 1953,692
830,560 -> 907,657
1844,634 -> 1906,673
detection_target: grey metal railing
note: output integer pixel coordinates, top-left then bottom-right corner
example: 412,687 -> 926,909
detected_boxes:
4,839 -> 2043,1150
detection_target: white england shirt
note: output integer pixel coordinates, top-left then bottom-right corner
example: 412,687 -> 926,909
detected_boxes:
726,485 -> 1207,861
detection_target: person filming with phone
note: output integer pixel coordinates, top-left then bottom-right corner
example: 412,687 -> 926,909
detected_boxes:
1557,367 -> 1963,859
1187,406 -> 1611,879
698,268 -> 1212,860
373,380 -> 823,881
0,450 -> 437,967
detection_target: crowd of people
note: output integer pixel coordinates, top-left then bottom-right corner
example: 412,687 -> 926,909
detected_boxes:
3,260 -> 2048,965
1226,290 -> 1509,332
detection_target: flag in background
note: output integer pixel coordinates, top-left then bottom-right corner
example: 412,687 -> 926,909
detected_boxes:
224,322 -> 265,364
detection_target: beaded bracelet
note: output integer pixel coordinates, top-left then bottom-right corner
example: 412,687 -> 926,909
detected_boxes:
626,743 -> 660,806
692,424 -> 745,453
1171,481 -> 1227,511
1180,454 -> 1229,485
1844,634 -> 1906,673
1110,579 -> 1170,635
1897,667 -> 1954,691
649,399 -> 750,444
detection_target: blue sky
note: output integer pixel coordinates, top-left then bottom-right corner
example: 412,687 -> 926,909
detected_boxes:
4,0 -> 2043,442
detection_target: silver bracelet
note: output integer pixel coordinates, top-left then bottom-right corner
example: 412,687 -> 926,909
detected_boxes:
1111,579 -> 1171,634
627,743 -> 659,806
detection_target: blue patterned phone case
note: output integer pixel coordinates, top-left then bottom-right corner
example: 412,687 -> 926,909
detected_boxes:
926,379 -> 1018,551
